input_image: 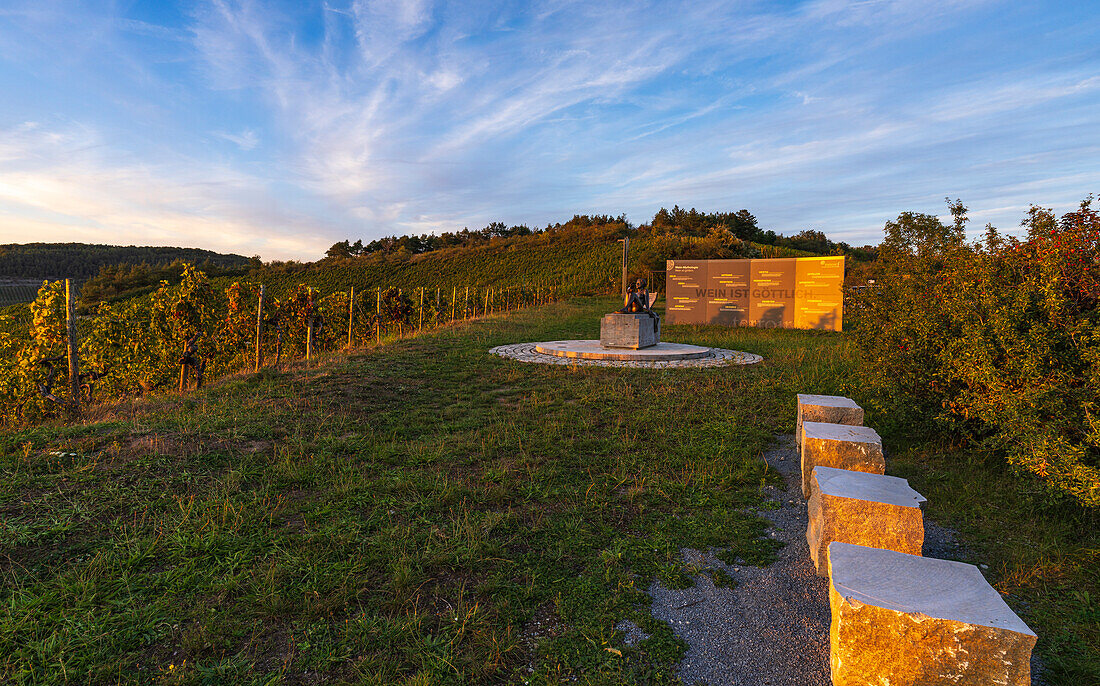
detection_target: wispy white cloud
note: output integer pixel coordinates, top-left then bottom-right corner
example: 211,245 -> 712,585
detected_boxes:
0,0 -> 1096,258
0,121 -> 324,258
350,0 -> 433,65
213,128 -> 260,150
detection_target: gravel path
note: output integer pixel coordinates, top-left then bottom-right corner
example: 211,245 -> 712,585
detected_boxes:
646,434 -> 1044,686
648,435 -> 830,686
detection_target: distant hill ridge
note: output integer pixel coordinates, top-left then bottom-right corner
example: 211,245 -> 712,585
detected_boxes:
0,243 -> 253,281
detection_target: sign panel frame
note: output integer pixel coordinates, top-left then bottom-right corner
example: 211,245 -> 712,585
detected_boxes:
665,256 -> 844,331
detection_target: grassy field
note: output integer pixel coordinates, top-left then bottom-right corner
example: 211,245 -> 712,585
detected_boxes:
0,297 -> 1095,684
0,298 -> 855,684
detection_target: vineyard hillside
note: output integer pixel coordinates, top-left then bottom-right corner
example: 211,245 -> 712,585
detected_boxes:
239,226 -> 825,300
245,224 -> 627,298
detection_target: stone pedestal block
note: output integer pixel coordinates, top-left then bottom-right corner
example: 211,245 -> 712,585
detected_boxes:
800,422 -> 884,498
796,394 -> 863,450
827,542 -> 1036,686
599,313 -> 660,349
807,466 -> 925,576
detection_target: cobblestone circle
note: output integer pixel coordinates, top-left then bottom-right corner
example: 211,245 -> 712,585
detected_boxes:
489,342 -> 763,368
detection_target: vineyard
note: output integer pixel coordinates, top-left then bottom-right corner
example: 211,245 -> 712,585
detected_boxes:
749,242 -> 820,259
245,226 -> 629,299
0,265 -> 556,424
0,280 -> 41,307
0,222 -> 836,425
231,229 -> 819,302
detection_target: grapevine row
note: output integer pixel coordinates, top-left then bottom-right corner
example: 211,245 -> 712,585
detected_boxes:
0,264 -> 557,424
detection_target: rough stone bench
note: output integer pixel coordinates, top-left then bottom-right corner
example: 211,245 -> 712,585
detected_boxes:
827,542 -> 1036,686
807,466 -> 925,576
796,394 -> 863,451
800,422 -> 884,498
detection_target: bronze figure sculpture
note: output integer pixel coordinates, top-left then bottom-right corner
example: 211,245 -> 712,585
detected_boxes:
601,277 -> 661,348
617,278 -> 655,316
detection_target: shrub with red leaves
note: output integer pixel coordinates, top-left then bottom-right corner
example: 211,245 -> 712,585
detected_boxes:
854,197 -> 1100,508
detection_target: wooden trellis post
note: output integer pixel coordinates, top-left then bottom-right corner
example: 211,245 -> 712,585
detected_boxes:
464,286 -> 469,320
306,288 -> 315,365
376,286 -> 382,345
348,286 -> 355,349
619,237 -> 630,299
65,279 -> 80,411
396,288 -> 403,338
418,287 -> 424,331
451,286 -> 456,322
178,333 -> 201,393
306,322 -> 313,364
255,284 -> 265,372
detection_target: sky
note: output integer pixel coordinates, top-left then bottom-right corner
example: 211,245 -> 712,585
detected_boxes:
0,1 -> 1097,261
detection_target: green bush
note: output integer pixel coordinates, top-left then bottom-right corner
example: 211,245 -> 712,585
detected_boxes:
854,198 -> 1100,507
634,232 -> 759,272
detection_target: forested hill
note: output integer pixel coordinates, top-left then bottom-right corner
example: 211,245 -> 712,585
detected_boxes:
0,243 -> 253,280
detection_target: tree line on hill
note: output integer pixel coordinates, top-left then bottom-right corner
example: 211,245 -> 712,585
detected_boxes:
0,244 -> 258,310
324,207 -> 873,262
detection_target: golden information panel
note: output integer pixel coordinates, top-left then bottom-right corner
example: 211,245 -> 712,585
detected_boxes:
665,256 -> 844,331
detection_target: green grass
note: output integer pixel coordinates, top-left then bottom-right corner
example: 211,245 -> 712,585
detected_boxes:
0,297 -> 857,685
5,296 -> 1093,684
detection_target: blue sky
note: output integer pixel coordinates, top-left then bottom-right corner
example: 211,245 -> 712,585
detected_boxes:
0,0 -> 1097,260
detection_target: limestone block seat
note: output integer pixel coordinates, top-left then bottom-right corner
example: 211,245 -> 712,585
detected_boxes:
796,394 -> 863,450
827,542 -> 1036,686
807,466 -> 925,576
800,421 -> 884,498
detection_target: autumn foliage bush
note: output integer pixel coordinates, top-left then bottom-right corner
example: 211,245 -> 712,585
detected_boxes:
854,198 -> 1100,507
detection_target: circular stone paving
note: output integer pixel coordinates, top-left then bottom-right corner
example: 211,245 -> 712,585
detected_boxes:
490,341 -> 763,368
535,340 -> 713,361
